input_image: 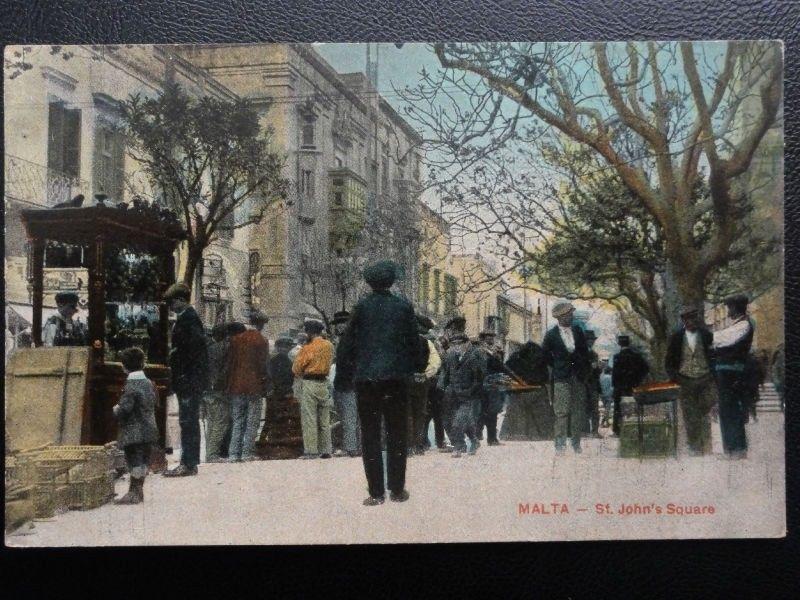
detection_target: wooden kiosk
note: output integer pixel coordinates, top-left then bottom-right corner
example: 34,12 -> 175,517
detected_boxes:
20,205 -> 186,455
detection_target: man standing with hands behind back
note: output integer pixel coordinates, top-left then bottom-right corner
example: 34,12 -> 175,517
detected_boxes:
163,283 -> 208,477
335,261 -> 428,506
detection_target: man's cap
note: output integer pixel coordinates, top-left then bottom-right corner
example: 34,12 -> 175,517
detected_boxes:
444,315 -> 467,331
331,310 -> 351,325
680,305 -> 702,318
226,322 -> 247,335
724,294 -> 749,311
303,319 -> 325,335
55,291 -> 80,308
275,336 -> 295,348
617,335 -> 631,344
479,330 -> 496,340
363,260 -> 398,289
163,283 -> 191,302
417,315 -> 435,332
552,302 -> 575,318
248,309 -> 269,324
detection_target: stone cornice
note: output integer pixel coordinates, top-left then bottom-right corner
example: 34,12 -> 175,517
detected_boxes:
40,66 -> 78,92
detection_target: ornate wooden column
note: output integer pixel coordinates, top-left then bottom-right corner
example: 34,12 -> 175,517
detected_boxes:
30,238 -> 45,347
87,235 -> 106,364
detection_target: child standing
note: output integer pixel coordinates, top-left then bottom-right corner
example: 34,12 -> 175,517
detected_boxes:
113,347 -> 159,505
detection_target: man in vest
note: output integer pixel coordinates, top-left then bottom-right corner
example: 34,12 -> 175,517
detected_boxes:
42,292 -> 86,347
665,306 -> 715,456
712,295 -> 755,459
542,302 -> 590,455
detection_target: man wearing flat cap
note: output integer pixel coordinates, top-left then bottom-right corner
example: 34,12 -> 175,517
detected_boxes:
162,283 -> 208,477
711,295 -> 755,459
335,260 -> 428,505
293,319 -> 335,459
330,310 -> 360,457
665,306 -> 715,456
541,302 -> 590,454
611,334 -> 650,436
43,291 -> 86,347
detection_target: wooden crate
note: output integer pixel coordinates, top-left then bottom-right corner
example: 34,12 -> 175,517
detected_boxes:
5,485 -> 36,532
619,421 -> 674,458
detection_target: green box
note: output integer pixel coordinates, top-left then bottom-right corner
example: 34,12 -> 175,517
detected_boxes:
619,421 -> 675,458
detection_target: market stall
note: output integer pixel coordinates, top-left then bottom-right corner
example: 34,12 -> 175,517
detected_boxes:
18,203 -> 186,452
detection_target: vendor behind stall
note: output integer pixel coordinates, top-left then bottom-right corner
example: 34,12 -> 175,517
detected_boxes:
42,291 -> 86,347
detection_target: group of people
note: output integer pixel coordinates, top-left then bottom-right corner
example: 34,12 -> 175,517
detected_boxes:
105,261 -> 775,507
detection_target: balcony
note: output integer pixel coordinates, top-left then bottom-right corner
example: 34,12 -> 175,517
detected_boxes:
5,155 -> 90,208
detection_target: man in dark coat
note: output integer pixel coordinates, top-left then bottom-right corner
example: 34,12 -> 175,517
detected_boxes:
163,283 -> 208,477
476,331 -> 506,445
665,306 -> 715,456
42,291 -> 86,347
711,294 -> 755,459
583,330 -> 602,436
335,261 -> 427,505
541,302 -> 590,454
439,330 -> 486,457
611,335 -> 650,435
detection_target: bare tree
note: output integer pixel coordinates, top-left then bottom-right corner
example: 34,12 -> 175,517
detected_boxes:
401,41 -> 782,315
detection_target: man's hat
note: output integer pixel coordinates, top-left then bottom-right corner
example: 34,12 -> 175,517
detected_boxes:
363,260 -> 398,290
617,335 -> 631,345
303,319 -> 325,335
444,315 -> 467,331
584,330 -> 597,340
331,310 -> 351,325
680,305 -> 701,318
163,283 -> 191,302
552,302 -> 575,318
54,291 -> 80,308
275,336 -> 295,348
248,309 -> 269,325
479,330 -> 496,340
417,315 -> 435,332
724,294 -> 749,312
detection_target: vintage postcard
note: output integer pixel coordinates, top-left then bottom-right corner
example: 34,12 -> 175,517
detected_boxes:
4,42 -> 785,546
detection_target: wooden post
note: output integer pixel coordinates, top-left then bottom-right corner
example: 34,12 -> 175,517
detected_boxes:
87,235 -> 106,364
30,238 -> 45,347
156,251 -> 175,365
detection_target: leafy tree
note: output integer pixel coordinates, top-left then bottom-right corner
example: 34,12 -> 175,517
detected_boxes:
120,84 -> 290,286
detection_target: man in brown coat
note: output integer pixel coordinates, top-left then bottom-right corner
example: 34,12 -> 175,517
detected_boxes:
226,310 -> 270,461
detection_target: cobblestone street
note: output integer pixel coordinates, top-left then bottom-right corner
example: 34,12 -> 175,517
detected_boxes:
7,412 -> 785,546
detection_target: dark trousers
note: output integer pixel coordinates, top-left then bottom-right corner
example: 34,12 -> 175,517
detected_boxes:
177,392 -> 202,468
450,398 -> 477,452
717,371 -> 748,454
356,380 -> 409,498
425,386 -> 445,448
406,379 -> 429,451
124,443 -> 152,477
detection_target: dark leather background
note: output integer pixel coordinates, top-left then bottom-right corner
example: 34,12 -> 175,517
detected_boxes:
1,1 -> 799,596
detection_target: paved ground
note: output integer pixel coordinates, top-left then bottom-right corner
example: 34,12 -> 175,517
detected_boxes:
7,412 -> 785,546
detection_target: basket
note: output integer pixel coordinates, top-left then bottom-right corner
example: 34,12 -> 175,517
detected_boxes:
632,382 -> 680,405
67,474 -> 115,510
619,421 -> 674,458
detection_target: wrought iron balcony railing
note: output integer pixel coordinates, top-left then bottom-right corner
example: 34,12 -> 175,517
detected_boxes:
5,155 -> 90,208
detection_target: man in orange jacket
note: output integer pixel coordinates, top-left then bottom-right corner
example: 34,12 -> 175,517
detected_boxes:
226,310 -> 270,462
293,319 -> 335,459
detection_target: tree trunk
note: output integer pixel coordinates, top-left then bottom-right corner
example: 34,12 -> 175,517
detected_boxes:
182,242 -> 205,290
647,332 -> 668,381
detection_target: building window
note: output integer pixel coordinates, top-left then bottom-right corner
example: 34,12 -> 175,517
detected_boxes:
48,101 -> 81,180
218,210 -> 234,241
418,263 -> 430,308
301,116 -> 316,149
432,269 -> 441,315
94,126 -> 125,203
444,274 -> 457,316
